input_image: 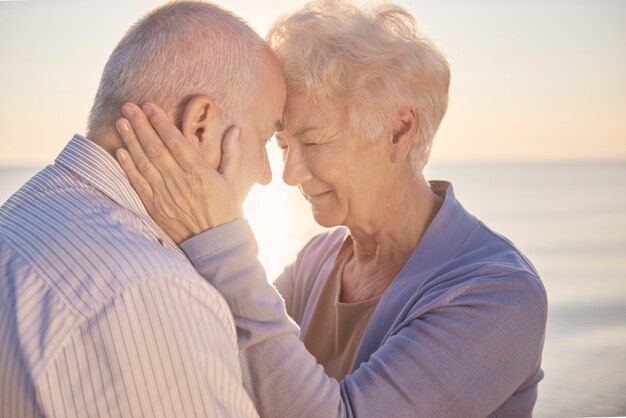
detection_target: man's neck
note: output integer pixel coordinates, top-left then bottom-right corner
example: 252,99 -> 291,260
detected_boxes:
88,129 -> 124,157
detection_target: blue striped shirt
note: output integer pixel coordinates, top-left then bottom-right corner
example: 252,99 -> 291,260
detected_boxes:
0,135 -> 258,418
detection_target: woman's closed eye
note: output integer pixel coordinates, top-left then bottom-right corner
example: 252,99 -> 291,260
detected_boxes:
303,142 -> 322,147
304,131 -> 336,147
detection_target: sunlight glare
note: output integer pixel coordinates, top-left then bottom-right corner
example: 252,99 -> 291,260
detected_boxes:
244,145 -> 326,282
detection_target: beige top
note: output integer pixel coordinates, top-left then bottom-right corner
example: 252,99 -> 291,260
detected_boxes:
301,237 -> 382,380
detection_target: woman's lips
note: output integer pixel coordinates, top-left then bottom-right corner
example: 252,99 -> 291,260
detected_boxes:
305,191 -> 331,202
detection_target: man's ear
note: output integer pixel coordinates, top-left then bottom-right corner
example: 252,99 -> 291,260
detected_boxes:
181,94 -> 224,168
390,107 -> 418,163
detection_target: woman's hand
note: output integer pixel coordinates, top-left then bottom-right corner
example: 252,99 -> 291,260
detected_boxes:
114,102 -> 244,244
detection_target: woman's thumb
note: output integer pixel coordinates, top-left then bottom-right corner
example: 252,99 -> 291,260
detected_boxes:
219,126 -> 242,182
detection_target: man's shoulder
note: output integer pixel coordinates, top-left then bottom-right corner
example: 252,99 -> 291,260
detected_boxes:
1,233 -> 233,387
1,167 -> 203,313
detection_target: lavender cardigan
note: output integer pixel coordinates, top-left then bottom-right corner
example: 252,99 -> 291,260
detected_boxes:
181,181 -> 547,418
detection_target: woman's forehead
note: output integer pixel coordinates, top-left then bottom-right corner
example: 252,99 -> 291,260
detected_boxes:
283,94 -> 347,131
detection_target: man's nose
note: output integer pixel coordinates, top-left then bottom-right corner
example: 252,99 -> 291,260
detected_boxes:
282,145 -> 312,186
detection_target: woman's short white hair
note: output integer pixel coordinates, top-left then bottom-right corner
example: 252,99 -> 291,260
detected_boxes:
267,0 -> 450,171
88,1 -> 266,137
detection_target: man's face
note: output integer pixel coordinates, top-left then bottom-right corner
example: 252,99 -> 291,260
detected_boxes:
234,56 -> 287,197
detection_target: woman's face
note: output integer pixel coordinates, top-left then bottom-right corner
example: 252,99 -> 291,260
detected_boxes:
276,93 -> 393,229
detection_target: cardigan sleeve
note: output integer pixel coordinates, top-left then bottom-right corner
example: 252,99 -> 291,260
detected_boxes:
272,262 -> 296,321
181,219 -> 547,418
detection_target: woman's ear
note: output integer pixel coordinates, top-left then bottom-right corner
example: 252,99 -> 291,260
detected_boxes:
390,107 -> 418,163
181,94 -> 224,168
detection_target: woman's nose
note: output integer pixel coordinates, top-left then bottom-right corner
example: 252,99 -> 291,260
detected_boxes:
282,145 -> 312,186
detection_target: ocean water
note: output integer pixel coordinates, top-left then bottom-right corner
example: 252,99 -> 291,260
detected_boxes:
2,161 -> 625,417
423,162 -> 626,417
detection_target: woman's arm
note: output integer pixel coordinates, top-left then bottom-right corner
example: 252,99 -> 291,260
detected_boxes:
272,262 -> 296,319
181,220 -> 546,418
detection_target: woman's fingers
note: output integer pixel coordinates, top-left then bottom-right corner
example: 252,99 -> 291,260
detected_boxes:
115,148 -> 155,208
116,102 -> 245,242
219,126 -> 242,181
219,126 -> 244,204
141,102 -> 202,172
116,147 -> 196,243
119,103 -> 196,208
115,117 -> 165,190
120,103 -> 181,172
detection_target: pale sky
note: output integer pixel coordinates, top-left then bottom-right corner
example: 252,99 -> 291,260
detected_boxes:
0,0 -> 625,166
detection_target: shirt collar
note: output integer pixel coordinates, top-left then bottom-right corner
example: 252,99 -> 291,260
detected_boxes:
55,134 -> 182,253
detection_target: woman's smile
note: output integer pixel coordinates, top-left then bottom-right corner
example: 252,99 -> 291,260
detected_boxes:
304,190 -> 332,202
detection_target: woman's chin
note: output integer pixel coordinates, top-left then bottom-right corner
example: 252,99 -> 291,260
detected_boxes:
311,211 -> 342,229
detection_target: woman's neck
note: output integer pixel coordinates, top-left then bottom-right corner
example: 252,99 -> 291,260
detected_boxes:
341,178 -> 442,303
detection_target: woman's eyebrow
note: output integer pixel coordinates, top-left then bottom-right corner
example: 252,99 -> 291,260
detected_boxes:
292,126 -> 321,137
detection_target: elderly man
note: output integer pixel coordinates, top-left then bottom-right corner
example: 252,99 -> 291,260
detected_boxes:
0,1 -> 285,417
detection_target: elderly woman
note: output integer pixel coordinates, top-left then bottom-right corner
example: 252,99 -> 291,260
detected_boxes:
116,1 -> 547,417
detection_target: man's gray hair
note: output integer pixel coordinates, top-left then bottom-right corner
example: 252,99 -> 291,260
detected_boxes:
87,1 -> 266,137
